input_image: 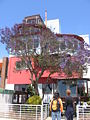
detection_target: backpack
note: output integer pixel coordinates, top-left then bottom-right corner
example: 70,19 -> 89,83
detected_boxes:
51,98 -> 60,112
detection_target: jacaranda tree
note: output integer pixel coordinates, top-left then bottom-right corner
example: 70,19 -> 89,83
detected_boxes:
0,23 -> 90,95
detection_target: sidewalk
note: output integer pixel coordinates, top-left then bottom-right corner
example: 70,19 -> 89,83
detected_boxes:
46,117 -> 64,120
46,117 -> 77,120
0,117 -> 76,120
0,118 -> 17,120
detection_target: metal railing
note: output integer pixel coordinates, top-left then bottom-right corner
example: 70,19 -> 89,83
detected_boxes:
77,105 -> 90,120
0,104 -> 49,120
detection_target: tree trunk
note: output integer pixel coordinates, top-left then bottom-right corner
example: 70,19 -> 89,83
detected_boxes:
32,81 -> 39,95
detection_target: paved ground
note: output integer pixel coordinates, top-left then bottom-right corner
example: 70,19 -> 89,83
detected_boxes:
0,118 -> 16,120
46,117 -> 77,120
0,116 -> 74,120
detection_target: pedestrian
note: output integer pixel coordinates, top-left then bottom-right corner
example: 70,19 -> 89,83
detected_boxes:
74,96 -> 81,117
83,99 -> 88,109
65,89 -> 74,120
50,91 -> 63,120
76,96 -> 81,105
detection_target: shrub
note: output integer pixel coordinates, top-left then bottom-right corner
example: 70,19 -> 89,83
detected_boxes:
87,101 -> 90,105
26,95 -> 42,105
27,85 -> 36,96
81,101 -> 90,105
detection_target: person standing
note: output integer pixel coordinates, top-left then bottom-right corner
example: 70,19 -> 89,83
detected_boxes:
65,89 -> 74,120
76,96 -> 81,105
50,91 -> 63,120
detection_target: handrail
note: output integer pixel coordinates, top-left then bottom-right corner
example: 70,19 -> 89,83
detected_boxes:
77,105 -> 90,120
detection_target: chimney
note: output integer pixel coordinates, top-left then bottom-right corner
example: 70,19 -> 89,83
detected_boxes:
45,10 -> 47,27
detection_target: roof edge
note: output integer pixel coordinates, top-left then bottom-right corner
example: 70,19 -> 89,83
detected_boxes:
56,34 -> 84,42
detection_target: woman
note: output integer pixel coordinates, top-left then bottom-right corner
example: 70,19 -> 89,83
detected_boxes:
65,89 -> 74,120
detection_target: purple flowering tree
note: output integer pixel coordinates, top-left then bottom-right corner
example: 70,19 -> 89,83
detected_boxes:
0,23 -> 90,95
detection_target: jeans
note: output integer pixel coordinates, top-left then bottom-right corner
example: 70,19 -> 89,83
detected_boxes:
65,106 -> 73,120
52,111 -> 61,120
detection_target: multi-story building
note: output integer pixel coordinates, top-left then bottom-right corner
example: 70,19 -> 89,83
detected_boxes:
3,14 -> 89,103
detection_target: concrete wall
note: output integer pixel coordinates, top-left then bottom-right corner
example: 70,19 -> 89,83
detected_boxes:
45,19 -> 60,33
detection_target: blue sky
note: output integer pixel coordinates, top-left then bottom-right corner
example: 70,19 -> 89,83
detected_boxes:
0,0 -> 90,58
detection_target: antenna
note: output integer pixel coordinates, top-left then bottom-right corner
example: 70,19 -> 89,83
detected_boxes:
45,10 -> 47,27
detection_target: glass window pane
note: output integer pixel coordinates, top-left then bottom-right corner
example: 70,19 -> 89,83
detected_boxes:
58,80 -> 76,97
77,80 -> 85,96
42,84 -> 52,94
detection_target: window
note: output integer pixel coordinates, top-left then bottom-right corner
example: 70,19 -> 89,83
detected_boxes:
60,41 -> 66,50
66,40 -> 73,49
33,35 -> 40,48
16,60 -> 32,70
16,61 -> 27,70
34,39 -> 39,48
73,39 -> 78,49
77,80 -> 85,96
38,19 -> 41,24
27,19 -> 36,24
58,80 -> 76,97
42,84 -> 52,94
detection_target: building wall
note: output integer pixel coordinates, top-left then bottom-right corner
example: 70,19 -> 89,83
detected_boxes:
45,19 -> 60,33
7,56 -> 81,85
80,34 -> 89,45
80,34 -> 90,92
38,84 -> 43,98
7,57 -> 32,84
5,83 -> 14,90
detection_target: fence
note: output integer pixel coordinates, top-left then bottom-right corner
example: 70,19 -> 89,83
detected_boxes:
77,105 -> 90,120
0,104 -> 49,120
0,93 -> 13,104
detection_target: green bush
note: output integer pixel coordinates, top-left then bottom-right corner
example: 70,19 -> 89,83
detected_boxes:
81,101 -> 83,105
27,85 -> 36,96
26,95 -> 42,105
89,96 -> 90,101
87,101 -> 90,105
81,101 -> 90,105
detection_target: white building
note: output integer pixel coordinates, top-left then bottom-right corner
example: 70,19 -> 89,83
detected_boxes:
79,34 -> 90,93
80,34 -> 89,45
45,19 -> 60,33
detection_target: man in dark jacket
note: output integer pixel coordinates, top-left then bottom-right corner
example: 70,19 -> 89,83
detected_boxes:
65,89 -> 74,120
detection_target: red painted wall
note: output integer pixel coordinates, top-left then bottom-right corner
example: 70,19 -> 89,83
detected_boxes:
7,57 -> 80,84
7,57 -> 32,84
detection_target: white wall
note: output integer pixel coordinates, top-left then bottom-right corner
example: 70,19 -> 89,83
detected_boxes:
38,84 -> 43,98
80,34 -> 90,90
80,34 -> 89,45
83,65 -> 90,89
5,84 -> 14,90
45,19 -> 60,33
